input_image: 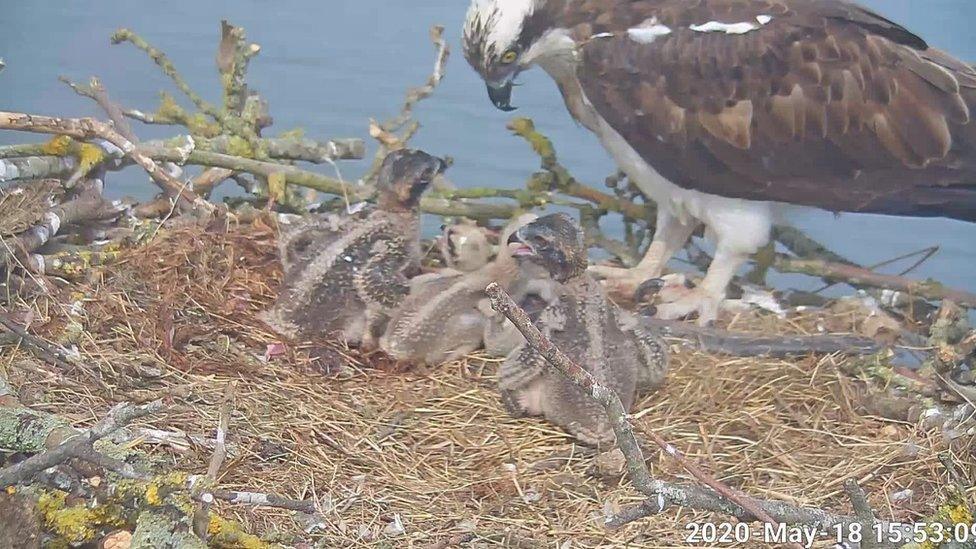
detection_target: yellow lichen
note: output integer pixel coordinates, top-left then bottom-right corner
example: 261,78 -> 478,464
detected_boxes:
156,93 -> 184,121
208,515 -> 270,549
37,490 -> 124,544
76,142 -> 107,175
144,472 -> 190,508
224,135 -> 254,158
946,501 -> 973,525
267,172 -> 287,203
5,486 -> 15,495
187,113 -> 221,138
144,482 -> 161,506
277,127 -> 305,139
41,135 -> 75,156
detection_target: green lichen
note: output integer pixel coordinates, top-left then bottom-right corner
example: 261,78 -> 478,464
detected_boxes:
0,407 -> 70,452
224,135 -> 254,158
277,127 -> 305,139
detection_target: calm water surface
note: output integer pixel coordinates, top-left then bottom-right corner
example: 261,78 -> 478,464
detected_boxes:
1,1 -> 973,296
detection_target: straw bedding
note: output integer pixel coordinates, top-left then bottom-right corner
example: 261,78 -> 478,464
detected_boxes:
3,218 -> 966,548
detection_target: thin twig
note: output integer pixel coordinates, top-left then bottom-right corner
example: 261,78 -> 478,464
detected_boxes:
207,381 -> 237,480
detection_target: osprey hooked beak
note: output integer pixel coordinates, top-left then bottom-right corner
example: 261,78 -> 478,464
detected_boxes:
487,80 -> 516,112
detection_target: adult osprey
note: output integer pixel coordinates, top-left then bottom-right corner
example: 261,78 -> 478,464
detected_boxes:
462,0 -> 976,323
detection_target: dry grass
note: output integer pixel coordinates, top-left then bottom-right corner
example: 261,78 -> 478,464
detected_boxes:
2,218 -> 967,548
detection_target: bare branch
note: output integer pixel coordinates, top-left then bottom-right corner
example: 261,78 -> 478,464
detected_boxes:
643,318 -> 882,357
774,255 -> 976,308
59,76 -> 137,142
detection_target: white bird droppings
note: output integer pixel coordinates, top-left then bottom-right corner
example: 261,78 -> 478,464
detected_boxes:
626,18 -> 672,43
690,20 -> 759,35
756,15 -> 773,25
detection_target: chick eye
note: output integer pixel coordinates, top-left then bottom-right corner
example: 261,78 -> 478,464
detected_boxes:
500,50 -> 518,64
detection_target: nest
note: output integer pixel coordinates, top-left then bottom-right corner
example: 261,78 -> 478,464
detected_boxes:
4,218 -> 968,548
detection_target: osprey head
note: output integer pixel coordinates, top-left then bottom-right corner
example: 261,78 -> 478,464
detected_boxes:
463,0 -> 556,111
376,149 -> 446,211
506,213 -> 587,282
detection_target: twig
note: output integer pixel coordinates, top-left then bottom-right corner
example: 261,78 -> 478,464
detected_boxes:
185,477 -> 318,514
365,25 -> 450,179
0,312 -> 76,370
71,443 -> 151,480
194,381 -> 238,536
59,76 -> 137,142
844,479 -> 882,549
0,191 -> 126,271
207,381 -> 237,480
485,282 -> 884,537
0,111 -> 213,214
0,400 -> 164,488
110,28 -> 256,142
381,25 -> 449,134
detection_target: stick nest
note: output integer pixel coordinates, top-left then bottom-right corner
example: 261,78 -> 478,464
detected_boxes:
3,218 -> 969,548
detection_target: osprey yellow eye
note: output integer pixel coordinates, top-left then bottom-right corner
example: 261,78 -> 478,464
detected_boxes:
500,50 -> 518,64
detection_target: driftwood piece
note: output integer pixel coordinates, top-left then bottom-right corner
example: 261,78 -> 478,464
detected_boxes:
644,318 -> 883,357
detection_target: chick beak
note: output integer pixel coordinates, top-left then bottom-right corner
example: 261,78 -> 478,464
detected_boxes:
487,81 -> 516,112
506,230 -> 535,257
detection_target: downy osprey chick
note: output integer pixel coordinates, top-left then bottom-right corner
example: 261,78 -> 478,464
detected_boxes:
380,214 -> 536,365
499,213 -> 667,446
438,220 -> 492,272
262,149 -> 445,347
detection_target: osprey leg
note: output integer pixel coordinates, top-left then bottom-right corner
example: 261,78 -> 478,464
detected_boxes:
589,209 -> 698,299
654,247 -> 749,325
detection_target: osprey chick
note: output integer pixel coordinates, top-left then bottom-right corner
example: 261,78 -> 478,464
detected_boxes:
499,213 -> 667,446
262,149 -> 445,347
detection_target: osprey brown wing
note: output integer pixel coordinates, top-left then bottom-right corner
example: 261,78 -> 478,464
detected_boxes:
574,0 -> 976,220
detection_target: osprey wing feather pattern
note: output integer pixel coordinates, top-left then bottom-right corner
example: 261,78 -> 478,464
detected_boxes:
463,0 -> 976,324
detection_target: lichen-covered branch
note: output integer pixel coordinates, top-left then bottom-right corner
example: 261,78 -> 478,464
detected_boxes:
0,155 -> 75,181
508,117 -> 653,222
0,400 -> 164,488
0,111 -> 213,214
